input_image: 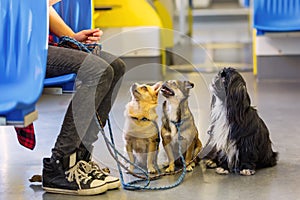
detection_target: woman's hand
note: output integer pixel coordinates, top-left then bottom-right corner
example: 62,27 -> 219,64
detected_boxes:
49,6 -> 103,43
73,28 -> 103,44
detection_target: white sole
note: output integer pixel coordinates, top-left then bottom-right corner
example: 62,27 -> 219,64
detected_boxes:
42,184 -> 108,195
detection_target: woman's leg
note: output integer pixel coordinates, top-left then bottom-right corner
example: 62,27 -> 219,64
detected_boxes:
46,46 -> 114,159
80,50 -> 126,152
43,46 -> 117,195
94,50 -> 126,127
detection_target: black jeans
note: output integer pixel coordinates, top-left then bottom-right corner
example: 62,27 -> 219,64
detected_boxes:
46,45 -> 125,158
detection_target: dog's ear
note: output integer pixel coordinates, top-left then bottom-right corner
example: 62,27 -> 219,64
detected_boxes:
185,81 -> 194,89
152,81 -> 163,93
228,83 -> 249,105
227,83 -> 250,123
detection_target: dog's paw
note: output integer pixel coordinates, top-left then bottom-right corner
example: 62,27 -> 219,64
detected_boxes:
240,169 -> 255,176
216,167 -> 229,175
186,165 -> 194,172
190,162 -> 196,168
148,166 -> 157,174
204,159 -> 217,168
165,165 -> 175,173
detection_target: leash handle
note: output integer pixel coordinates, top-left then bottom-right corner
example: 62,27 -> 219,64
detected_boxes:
58,36 -> 102,53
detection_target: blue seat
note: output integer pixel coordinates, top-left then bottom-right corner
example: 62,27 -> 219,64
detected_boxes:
253,0 -> 300,35
44,74 -> 77,92
0,0 -> 48,126
243,0 -> 250,8
44,0 -> 93,92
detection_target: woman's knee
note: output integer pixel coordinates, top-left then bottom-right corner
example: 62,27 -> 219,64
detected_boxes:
95,50 -> 126,77
78,54 -> 114,85
111,58 -> 126,78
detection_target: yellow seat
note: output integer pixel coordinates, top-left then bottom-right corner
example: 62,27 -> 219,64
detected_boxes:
93,0 -> 174,76
93,0 -> 162,28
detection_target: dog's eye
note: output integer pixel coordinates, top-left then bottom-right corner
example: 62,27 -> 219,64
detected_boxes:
141,86 -> 148,91
221,71 -> 226,78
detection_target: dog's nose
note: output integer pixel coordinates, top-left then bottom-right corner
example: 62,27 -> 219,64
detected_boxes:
131,84 -> 137,91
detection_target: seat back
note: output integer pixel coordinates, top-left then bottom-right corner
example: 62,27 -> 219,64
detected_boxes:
51,0 -> 93,41
253,0 -> 300,35
0,0 -> 48,126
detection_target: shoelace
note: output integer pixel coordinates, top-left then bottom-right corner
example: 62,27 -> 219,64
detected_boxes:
88,161 -> 109,180
65,160 -> 93,189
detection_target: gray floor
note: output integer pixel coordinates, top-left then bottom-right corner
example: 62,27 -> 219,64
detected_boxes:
1,5 -> 300,200
1,70 -> 300,200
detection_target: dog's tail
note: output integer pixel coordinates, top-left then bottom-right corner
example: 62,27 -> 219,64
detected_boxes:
259,151 -> 278,169
269,151 -> 279,167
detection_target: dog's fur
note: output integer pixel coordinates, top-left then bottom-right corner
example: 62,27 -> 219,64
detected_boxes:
160,80 -> 202,172
123,82 -> 162,173
201,67 -> 278,175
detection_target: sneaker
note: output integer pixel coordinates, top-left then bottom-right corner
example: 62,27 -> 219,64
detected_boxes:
77,145 -> 121,189
88,161 -> 121,190
42,158 -> 108,195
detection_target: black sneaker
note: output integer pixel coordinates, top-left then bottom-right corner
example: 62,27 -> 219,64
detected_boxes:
88,161 -> 121,190
42,158 -> 108,195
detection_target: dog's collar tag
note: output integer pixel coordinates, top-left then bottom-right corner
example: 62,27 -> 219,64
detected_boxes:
171,120 -> 183,127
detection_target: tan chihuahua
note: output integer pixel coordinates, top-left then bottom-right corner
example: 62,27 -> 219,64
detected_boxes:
123,82 -> 162,174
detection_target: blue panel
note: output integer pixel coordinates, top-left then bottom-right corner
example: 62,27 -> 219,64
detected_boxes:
253,0 -> 300,34
52,0 -> 92,39
0,0 -> 48,123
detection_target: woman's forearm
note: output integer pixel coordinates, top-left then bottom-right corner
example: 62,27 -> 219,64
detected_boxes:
49,6 -> 75,37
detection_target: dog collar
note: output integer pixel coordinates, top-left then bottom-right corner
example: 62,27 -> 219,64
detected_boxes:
170,120 -> 185,140
131,116 -> 151,122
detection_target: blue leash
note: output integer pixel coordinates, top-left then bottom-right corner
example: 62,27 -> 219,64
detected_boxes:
94,114 -> 187,190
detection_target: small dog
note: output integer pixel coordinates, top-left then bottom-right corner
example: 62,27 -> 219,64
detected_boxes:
123,82 -> 162,174
160,80 -> 202,172
201,67 -> 278,175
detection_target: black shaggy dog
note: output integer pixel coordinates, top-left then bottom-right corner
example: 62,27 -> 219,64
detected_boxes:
201,67 -> 278,176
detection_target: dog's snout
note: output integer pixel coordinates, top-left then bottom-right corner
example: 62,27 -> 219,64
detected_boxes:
161,83 -> 167,89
